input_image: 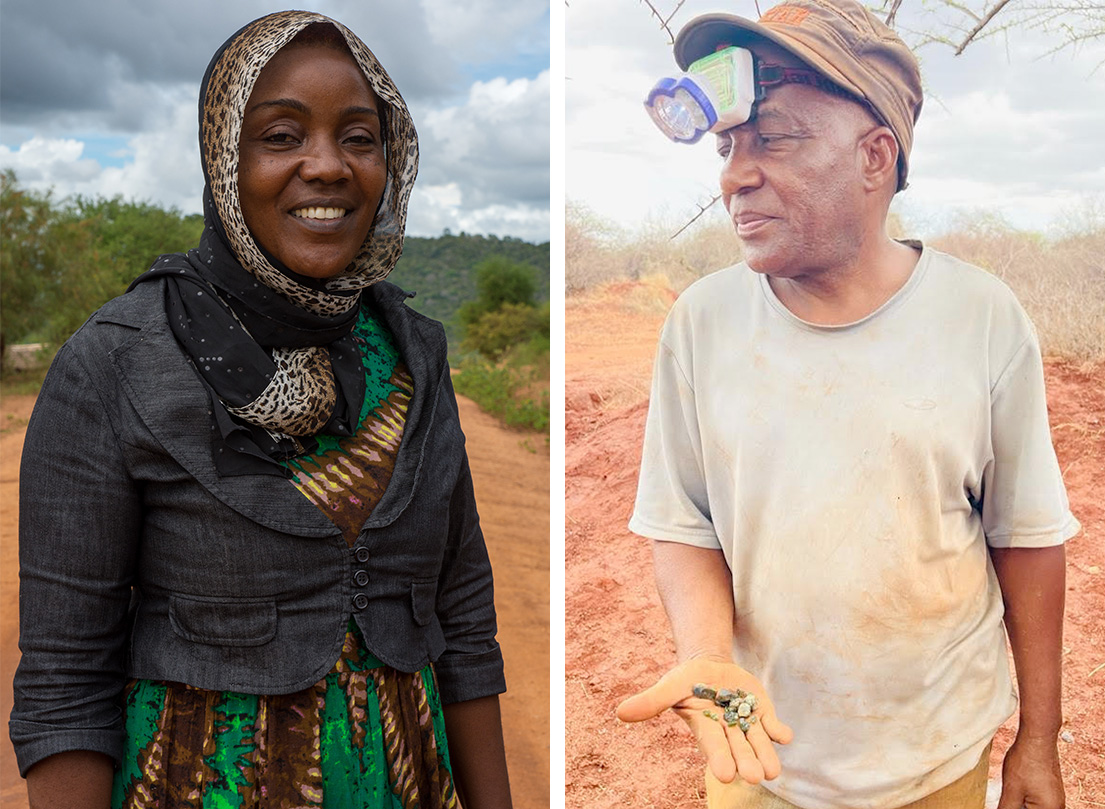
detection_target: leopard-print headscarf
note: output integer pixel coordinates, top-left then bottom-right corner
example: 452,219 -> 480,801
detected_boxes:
131,11 -> 419,474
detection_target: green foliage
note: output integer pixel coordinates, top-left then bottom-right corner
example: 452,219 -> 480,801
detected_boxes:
71,196 -> 204,290
461,302 -> 549,360
452,360 -> 549,433
392,233 -> 549,349
452,255 -> 549,433
1,170 -> 108,361
0,172 -> 206,370
458,257 -> 539,323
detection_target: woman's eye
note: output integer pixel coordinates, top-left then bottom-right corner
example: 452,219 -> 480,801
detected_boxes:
265,132 -> 297,144
344,130 -> 378,146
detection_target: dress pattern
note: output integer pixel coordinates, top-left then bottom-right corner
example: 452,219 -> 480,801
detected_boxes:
112,308 -> 459,808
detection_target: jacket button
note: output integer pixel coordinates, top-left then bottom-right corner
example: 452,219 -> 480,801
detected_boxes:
352,594 -> 368,610
354,570 -> 369,587
355,547 -> 370,563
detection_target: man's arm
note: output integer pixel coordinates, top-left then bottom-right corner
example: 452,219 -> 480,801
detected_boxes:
989,544 -> 1066,809
653,541 -> 738,663
617,541 -> 792,785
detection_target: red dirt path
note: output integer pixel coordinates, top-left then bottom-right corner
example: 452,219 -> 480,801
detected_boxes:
565,285 -> 1105,809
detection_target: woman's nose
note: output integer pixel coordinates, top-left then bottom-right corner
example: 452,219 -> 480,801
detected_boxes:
718,134 -> 763,197
299,137 -> 350,183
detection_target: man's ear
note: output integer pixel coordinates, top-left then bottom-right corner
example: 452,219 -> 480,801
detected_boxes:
860,126 -> 899,194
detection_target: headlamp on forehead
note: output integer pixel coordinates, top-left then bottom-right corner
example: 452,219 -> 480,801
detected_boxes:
646,47 -> 759,144
645,46 -> 844,144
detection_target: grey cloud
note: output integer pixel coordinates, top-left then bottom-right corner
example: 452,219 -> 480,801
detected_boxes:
1,0 -> 478,130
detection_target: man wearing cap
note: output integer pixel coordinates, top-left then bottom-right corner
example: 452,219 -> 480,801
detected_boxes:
616,1 -> 1078,808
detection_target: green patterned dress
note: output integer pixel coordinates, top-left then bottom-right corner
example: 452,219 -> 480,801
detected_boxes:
112,307 -> 459,809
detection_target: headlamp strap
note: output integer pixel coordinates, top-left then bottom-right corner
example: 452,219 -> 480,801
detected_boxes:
755,63 -> 853,101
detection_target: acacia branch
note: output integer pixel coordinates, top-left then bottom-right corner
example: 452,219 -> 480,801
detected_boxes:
671,194 -> 722,240
638,0 -> 678,43
884,0 -> 905,29
954,0 -> 1015,54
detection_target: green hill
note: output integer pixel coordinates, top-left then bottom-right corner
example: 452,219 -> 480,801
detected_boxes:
391,232 -> 550,351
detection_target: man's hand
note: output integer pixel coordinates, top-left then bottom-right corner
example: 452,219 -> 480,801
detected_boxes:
997,733 -> 1065,809
616,656 -> 793,785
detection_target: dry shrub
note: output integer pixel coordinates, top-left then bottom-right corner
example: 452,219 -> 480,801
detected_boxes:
565,201 -> 626,292
930,209 -> 1105,363
566,201 -> 742,295
568,200 -> 1104,363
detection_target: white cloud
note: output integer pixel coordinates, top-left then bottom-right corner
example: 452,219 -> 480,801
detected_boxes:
408,70 -> 550,238
1,92 -> 202,211
0,136 -> 101,184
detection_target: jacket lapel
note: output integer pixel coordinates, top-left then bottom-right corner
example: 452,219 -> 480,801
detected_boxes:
108,298 -> 339,538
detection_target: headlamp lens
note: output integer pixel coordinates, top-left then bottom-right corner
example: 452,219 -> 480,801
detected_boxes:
645,77 -> 717,144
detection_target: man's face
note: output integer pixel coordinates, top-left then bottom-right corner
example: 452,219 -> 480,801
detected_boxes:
715,41 -> 880,279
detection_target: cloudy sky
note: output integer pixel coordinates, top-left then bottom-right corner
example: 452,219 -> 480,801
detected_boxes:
0,0 -> 550,242
567,0 -> 1105,238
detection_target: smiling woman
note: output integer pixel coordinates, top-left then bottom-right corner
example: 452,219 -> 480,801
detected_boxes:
238,33 -> 388,280
10,11 -> 513,809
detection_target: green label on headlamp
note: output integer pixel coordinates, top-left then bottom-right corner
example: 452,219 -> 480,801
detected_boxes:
689,48 -> 742,111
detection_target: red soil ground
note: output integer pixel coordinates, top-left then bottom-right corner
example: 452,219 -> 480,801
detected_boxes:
565,284 -> 1104,809
0,392 -> 549,809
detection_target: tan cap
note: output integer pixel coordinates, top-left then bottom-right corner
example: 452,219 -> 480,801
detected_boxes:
674,0 -> 923,190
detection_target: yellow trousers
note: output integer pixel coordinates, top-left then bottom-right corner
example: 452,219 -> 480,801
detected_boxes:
705,743 -> 991,809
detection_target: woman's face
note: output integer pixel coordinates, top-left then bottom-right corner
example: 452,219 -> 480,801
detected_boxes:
238,43 -> 387,280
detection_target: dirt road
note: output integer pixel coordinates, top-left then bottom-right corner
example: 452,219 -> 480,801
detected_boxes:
565,284 -> 1105,809
0,393 -> 549,809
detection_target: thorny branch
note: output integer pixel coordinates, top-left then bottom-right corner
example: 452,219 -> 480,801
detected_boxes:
881,0 -> 1105,59
884,0 -> 905,28
953,0 -> 1014,54
671,193 -> 723,240
638,0 -> 685,44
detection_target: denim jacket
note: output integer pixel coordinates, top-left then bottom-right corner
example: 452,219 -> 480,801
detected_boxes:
10,279 -> 505,777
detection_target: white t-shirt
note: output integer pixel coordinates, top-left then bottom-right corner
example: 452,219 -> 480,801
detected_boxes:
629,245 -> 1080,809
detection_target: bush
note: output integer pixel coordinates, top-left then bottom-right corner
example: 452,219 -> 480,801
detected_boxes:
453,360 -> 549,433
462,302 -> 550,360
457,256 -> 539,328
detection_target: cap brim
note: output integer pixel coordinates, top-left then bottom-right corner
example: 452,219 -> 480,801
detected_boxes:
673,13 -> 864,99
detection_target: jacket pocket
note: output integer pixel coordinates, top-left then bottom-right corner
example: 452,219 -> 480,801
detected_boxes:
169,594 -> 277,647
410,578 -> 438,627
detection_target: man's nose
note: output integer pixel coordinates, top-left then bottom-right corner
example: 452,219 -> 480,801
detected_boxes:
718,135 -> 763,197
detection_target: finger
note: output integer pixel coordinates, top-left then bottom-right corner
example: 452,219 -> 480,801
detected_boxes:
677,707 -> 737,783
723,721 -> 765,785
743,721 -> 782,780
616,673 -> 706,722
759,708 -> 794,745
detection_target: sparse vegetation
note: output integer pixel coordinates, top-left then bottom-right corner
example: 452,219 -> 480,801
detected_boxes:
566,200 -> 1105,363
454,257 -> 550,433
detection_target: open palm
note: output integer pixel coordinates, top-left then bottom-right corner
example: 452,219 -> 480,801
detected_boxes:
616,656 -> 793,785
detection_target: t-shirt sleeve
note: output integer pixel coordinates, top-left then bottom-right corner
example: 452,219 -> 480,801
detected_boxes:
982,331 -> 1080,548
628,329 -> 721,548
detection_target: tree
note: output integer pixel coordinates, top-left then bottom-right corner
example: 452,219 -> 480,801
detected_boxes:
0,173 -> 205,370
71,196 -> 204,289
457,256 -> 539,329
0,171 -> 107,366
882,0 -> 1105,58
